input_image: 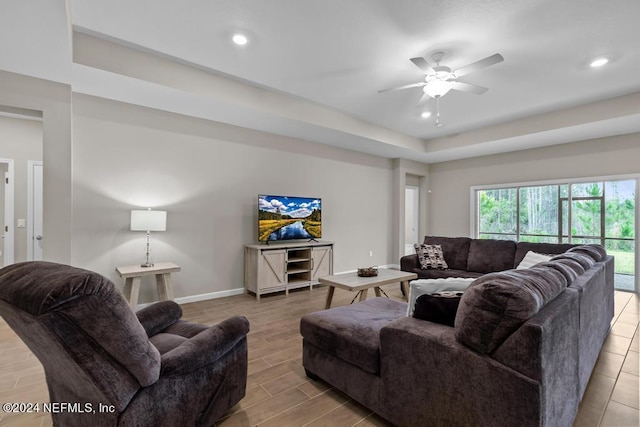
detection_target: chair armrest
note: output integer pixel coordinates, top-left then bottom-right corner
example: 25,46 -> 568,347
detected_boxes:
160,316 -> 250,376
136,300 -> 183,337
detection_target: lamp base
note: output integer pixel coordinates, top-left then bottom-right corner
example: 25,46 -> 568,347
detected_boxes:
141,262 -> 155,268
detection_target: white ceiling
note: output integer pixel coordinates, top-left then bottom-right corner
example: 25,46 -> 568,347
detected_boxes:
3,0 -> 640,162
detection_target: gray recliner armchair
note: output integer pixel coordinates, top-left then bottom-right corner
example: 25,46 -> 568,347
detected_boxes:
0,261 -> 249,426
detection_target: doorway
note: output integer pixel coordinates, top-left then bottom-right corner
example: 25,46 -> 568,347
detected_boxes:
0,111 -> 44,263
405,186 -> 420,255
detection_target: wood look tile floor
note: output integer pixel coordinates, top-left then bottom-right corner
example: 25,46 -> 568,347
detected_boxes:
0,284 -> 638,427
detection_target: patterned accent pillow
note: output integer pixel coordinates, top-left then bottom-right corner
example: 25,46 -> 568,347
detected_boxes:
414,244 -> 449,270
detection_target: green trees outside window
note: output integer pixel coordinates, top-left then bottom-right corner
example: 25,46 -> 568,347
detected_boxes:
477,179 -> 636,281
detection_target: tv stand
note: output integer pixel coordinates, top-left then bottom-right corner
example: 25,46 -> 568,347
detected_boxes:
244,241 -> 334,300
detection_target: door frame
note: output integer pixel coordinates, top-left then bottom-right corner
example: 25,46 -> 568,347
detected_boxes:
0,158 -> 15,265
405,185 -> 420,255
27,160 -> 43,261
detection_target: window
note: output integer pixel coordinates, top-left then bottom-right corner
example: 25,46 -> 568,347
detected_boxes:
519,185 -> 561,243
477,188 -> 517,240
475,178 -> 637,292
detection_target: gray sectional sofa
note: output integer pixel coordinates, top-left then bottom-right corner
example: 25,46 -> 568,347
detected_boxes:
401,235 -> 576,279
301,243 -> 614,426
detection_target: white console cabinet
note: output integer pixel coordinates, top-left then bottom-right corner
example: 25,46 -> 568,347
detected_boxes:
244,241 -> 334,299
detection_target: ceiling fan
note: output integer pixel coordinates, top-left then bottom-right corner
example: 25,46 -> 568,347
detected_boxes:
379,51 -> 504,126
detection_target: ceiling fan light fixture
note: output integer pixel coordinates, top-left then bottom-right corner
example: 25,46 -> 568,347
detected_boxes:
423,80 -> 452,98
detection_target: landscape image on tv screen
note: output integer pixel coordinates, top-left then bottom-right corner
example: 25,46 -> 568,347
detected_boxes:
258,195 -> 322,242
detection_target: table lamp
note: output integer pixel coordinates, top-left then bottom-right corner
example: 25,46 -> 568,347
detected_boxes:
131,209 -> 167,267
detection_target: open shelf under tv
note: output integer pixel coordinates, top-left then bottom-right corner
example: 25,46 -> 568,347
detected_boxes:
244,241 -> 334,299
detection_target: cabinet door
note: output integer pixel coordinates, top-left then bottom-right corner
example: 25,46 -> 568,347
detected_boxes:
311,246 -> 333,281
260,250 -> 286,288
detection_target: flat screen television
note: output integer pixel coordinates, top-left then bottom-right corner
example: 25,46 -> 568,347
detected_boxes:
258,194 -> 322,242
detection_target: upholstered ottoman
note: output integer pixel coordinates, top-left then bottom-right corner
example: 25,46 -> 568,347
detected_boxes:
300,297 -> 407,410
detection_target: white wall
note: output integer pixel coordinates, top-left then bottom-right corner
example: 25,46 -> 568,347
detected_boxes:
0,116 -> 43,262
427,134 -> 640,236
71,94 -> 394,303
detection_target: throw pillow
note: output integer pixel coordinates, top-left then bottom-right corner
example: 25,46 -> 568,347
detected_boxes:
414,244 -> 449,270
406,277 -> 475,316
516,251 -> 552,269
413,291 -> 464,326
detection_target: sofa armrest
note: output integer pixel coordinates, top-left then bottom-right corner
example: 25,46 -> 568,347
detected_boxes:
400,254 -> 419,272
378,317 -> 542,427
136,300 -> 183,337
160,316 -> 250,376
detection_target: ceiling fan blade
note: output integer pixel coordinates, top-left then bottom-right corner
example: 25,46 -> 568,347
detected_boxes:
454,53 -> 504,77
410,57 -> 435,74
450,81 -> 489,95
378,81 -> 426,93
418,91 -> 432,104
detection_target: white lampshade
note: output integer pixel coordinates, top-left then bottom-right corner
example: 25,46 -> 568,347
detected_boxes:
131,210 -> 167,232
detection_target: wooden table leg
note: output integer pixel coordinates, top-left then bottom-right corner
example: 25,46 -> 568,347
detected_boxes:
122,277 -> 132,300
374,287 -> 382,297
123,277 -> 141,310
359,288 -> 369,302
325,286 -> 335,309
155,273 -> 174,301
401,281 -> 409,301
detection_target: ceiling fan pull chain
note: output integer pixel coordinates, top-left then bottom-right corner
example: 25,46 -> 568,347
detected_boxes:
435,96 -> 443,127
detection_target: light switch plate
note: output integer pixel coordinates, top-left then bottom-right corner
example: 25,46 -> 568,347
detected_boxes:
17,219 -> 25,228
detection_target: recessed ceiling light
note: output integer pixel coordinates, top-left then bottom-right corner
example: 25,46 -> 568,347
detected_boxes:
590,57 -> 609,68
421,111 -> 432,119
232,33 -> 248,46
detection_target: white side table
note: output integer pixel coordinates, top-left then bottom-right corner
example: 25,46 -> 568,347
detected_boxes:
116,262 -> 181,309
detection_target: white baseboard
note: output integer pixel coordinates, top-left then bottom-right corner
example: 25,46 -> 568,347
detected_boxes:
134,287 -> 246,310
175,287 -> 246,304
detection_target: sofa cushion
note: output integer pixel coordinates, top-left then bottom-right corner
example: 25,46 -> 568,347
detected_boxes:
300,298 -> 407,375
414,244 -> 448,270
567,244 -> 606,262
406,278 -> 475,316
455,267 -> 568,354
466,239 -> 517,273
150,333 -> 188,355
514,242 -> 575,268
424,236 -> 471,270
534,258 -> 584,285
413,291 -> 464,326
550,252 -> 595,269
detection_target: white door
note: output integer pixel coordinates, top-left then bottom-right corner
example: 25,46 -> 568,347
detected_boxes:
28,161 -> 43,260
